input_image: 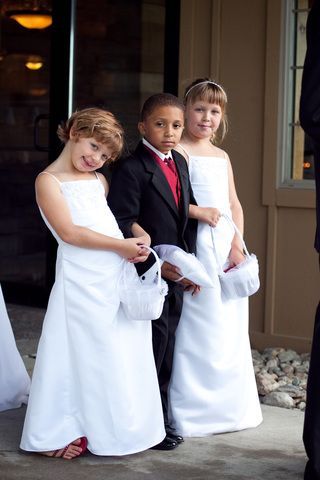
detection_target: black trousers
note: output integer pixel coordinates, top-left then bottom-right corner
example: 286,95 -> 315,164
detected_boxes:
304,299 -> 320,479
152,283 -> 183,430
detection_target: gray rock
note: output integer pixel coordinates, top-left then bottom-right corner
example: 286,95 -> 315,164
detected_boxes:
266,358 -> 279,369
281,364 -> 294,376
252,349 -> 263,360
297,402 -> 306,411
278,378 -> 290,388
278,375 -> 291,384
301,353 -> 310,362
255,372 -> 279,395
269,367 -> 282,376
295,363 -> 309,374
262,347 -> 284,360
261,392 -> 294,409
295,372 -> 308,382
277,384 -> 305,398
252,348 -> 310,410
278,349 -> 300,363
292,377 -> 301,386
292,360 -> 302,367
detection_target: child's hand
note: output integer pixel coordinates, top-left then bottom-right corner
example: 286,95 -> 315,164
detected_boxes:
137,233 -> 151,247
199,207 -> 221,227
228,246 -> 245,267
161,261 -> 181,281
127,236 -> 151,263
161,262 -> 201,295
118,238 -> 148,260
181,279 -> 201,296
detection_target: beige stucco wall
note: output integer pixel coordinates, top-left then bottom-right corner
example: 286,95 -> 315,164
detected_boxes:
179,0 -> 319,352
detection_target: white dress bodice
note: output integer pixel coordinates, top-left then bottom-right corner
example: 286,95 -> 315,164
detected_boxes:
188,155 -> 230,212
41,178 -> 124,270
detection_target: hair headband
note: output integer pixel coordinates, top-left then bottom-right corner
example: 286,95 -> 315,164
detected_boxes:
185,80 -> 227,101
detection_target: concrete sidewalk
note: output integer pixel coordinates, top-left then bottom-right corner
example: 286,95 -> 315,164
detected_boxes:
0,405 -> 306,480
0,305 -> 307,480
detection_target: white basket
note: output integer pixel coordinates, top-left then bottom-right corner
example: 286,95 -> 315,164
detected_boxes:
211,214 -> 260,301
119,246 -> 168,321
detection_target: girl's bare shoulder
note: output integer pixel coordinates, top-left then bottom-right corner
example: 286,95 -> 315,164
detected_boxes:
211,144 -> 228,159
36,170 -> 58,184
36,160 -> 63,183
96,172 -> 109,194
174,143 -> 188,159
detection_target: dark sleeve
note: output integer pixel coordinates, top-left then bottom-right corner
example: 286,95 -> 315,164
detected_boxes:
173,148 -> 198,206
299,0 -> 320,140
108,158 -> 142,238
189,183 -> 197,207
182,156 -> 198,254
108,158 -> 156,275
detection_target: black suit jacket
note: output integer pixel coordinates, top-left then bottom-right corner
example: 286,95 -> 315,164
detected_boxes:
108,141 -> 197,273
300,0 -> 320,252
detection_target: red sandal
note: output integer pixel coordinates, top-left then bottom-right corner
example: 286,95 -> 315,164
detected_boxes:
51,436 -> 88,459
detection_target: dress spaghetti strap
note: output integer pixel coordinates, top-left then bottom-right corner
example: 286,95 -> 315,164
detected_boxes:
177,143 -> 190,162
93,171 -> 109,193
94,171 -> 103,183
38,171 -> 62,186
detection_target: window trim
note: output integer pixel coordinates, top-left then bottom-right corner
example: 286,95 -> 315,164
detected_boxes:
262,0 -> 315,209
278,0 -> 315,190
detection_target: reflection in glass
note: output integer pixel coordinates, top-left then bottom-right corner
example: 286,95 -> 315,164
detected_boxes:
73,0 -> 165,151
291,0 -> 314,182
0,4 -> 51,291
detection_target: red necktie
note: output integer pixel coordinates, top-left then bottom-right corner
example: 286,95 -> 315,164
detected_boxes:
164,156 -> 176,174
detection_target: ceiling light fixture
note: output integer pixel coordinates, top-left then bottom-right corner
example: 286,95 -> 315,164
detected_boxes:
7,10 -> 52,29
25,60 -> 43,70
25,55 -> 44,70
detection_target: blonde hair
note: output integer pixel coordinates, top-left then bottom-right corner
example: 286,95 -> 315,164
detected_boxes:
184,78 -> 228,144
57,107 -> 124,163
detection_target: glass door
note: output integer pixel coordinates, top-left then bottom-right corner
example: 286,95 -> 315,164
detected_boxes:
0,0 -> 179,306
72,0 -> 170,150
0,0 -> 52,306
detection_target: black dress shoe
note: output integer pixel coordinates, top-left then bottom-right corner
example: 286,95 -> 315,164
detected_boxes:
167,433 -> 184,444
150,436 -> 178,450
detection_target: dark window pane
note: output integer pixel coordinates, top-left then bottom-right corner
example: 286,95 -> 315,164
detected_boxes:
73,0 -> 165,150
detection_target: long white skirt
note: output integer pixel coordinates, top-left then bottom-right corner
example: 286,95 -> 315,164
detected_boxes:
0,285 -> 30,412
20,252 -> 165,455
168,221 -> 262,436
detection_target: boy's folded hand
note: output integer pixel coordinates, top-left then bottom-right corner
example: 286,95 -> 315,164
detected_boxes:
161,261 -> 201,295
161,261 -> 181,281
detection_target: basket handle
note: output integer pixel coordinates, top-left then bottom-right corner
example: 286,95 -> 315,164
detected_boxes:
139,245 -> 162,287
210,213 -> 250,274
220,213 -> 250,257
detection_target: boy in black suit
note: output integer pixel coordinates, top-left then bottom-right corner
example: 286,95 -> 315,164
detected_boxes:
300,1 -> 320,478
108,93 -> 198,450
